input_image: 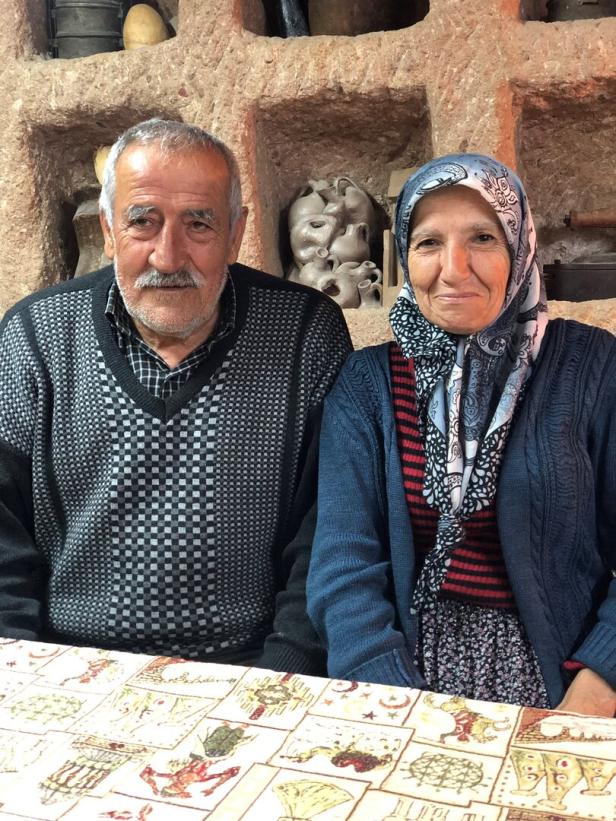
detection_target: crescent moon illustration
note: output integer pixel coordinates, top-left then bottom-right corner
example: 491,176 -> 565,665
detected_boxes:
332,681 -> 359,693
28,646 -> 61,659
379,694 -> 412,710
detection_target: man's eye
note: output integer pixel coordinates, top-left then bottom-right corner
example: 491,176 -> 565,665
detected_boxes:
191,221 -> 209,231
130,218 -> 152,228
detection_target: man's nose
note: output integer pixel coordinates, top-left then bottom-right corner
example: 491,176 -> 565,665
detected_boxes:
149,223 -> 186,273
441,241 -> 471,284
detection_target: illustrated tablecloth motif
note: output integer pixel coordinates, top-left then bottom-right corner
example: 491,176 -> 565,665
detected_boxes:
0,638 -> 613,819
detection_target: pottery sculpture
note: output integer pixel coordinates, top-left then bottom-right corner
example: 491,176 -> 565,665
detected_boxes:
290,214 -> 339,266
287,179 -> 328,226
123,4 -> 168,50
93,145 -> 111,185
287,175 -> 382,308
73,199 -> 109,278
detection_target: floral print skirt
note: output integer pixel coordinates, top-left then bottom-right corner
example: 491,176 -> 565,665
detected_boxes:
415,595 -> 550,708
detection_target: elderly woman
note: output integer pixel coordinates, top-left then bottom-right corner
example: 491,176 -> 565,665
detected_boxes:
307,154 -> 616,716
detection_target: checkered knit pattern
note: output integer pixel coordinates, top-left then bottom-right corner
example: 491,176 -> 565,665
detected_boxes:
105,279 -> 236,399
0,265 -> 351,664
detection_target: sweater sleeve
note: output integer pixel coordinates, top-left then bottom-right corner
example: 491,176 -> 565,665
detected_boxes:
257,408 -> 326,674
255,297 -> 352,675
307,354 -> 421,687
0,313 -> 45,638
571,339 -> 616,688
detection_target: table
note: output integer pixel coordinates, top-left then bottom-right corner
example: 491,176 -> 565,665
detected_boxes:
0,639 -> 613,819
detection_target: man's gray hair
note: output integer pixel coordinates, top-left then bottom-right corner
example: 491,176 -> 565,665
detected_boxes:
99,118 -> 243,227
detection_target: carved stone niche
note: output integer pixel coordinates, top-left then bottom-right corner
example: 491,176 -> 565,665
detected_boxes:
29,111 -> 179,287
517,83 -> 616,272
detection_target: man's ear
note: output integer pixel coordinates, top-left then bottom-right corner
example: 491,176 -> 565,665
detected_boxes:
99,211 -> 115,260
227,206 -> 248,266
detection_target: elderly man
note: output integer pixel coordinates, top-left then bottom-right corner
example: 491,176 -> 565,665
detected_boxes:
0,118 -> 351,673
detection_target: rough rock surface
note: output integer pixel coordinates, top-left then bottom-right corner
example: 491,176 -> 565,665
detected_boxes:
0,0 -> 614,338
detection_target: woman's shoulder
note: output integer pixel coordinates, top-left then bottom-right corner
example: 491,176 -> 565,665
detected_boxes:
543,317 -> 616,362
327,342 -> 393,408
547,316 -> 616,341
345,341 -> 391,367
534,318 -> 616,403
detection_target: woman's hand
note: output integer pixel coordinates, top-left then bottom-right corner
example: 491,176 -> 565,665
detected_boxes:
555,668 -> 616,717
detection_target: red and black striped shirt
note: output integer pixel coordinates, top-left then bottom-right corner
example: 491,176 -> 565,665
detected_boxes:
390,342 -> 514,609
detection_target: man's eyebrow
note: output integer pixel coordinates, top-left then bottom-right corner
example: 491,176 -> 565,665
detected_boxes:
185,208 -> 216,222
126,205 -> 155,221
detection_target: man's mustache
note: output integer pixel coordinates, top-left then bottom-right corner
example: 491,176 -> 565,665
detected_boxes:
134,268 -> 204,289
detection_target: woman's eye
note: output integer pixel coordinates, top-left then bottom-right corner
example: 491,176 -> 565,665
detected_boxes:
476,233 -> 495,243
416,238 -> 437,249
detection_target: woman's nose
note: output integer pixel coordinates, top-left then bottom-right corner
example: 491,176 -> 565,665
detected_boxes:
149,223 -> 186,273
441,242 -> 471,283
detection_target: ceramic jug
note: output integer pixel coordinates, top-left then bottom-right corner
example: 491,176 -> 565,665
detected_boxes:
123,4 -> 168,49
333,259 -> 382,284
288,180 -> 327,228
308,0 -> 397,35
338,176 -> 376,236
358,279 -> 382,308
316,273 -> 361,308
289,247 -> 333,286
290,214 -> 339,265
328,222 -> 370,264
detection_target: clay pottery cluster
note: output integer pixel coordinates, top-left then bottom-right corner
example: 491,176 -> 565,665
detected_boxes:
289,253 -> 382,308
123,4 -> 168,50
287,175 -> 382,308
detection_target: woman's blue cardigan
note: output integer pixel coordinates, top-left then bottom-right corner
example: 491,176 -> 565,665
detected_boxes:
307,319 -> 616,707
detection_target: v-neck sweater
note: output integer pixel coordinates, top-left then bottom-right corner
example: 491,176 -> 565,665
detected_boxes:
0,264 -> 352,671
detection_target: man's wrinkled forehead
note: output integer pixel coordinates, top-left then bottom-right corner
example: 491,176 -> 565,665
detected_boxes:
113,145 -> 231,216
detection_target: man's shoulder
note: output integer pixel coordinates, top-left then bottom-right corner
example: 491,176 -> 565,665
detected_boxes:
230,263 -> 342,313
1,267 -> 113,329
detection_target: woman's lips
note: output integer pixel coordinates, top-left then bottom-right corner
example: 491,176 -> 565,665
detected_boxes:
435,292 -> 479,301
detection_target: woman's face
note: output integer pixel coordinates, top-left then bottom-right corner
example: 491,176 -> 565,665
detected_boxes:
406,185 -> 511,335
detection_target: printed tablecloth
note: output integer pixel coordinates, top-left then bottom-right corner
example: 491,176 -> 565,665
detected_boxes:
0,638 -> 613,819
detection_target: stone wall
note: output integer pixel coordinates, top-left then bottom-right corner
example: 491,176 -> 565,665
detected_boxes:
1,0 -> 615,345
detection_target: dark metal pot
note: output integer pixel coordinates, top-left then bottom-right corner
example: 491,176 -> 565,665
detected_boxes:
50,0 -> 123,58
547,0 -> 616,21
543,254 -> 616,301
308,0 -> 398,35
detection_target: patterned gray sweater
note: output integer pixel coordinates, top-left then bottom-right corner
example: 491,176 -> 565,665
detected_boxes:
0,264 -> 351,672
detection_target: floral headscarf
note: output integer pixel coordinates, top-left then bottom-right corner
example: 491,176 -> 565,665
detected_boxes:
389,154 -> 548,608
